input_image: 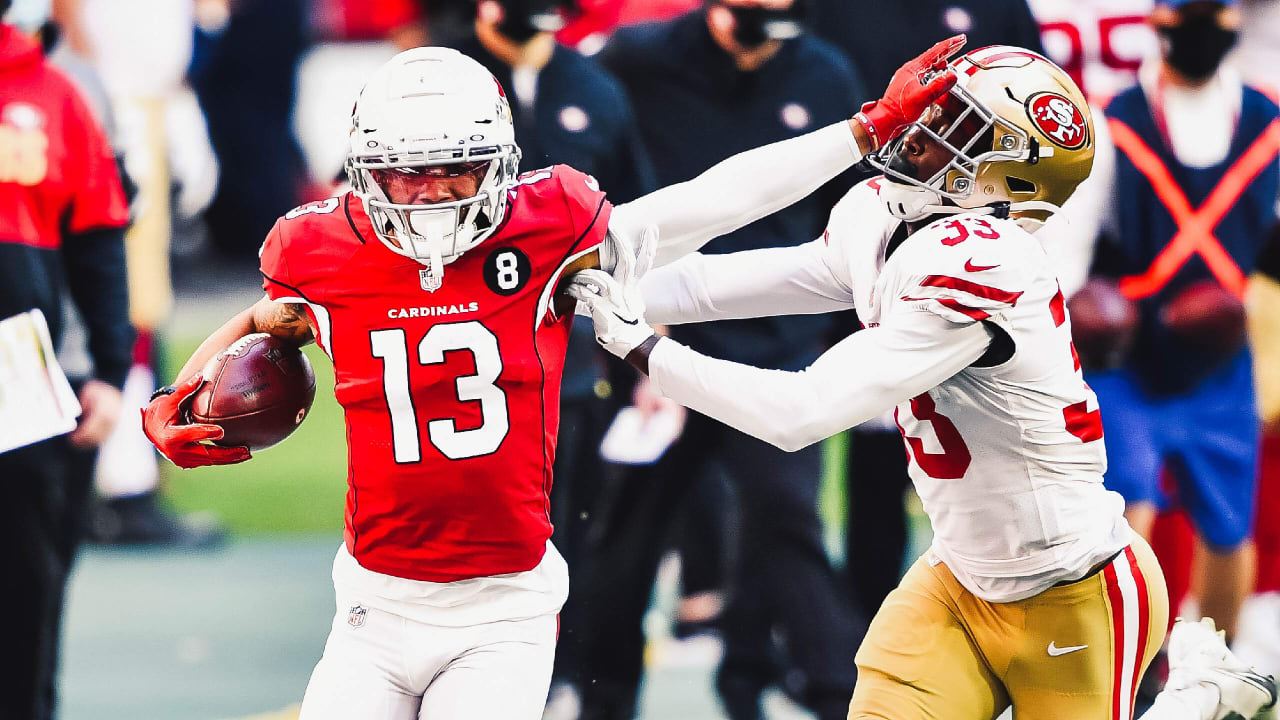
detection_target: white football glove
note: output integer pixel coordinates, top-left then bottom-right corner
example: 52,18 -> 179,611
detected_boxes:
566,268 -> 655,359
600,224 -> 659,286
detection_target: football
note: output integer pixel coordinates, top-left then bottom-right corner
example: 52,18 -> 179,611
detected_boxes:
1161,280 -> 1248,358
188,333 -> 317,451
1067,277 -> 1139,370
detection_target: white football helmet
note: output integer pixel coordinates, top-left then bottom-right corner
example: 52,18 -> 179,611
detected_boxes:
346,47 -> 521,286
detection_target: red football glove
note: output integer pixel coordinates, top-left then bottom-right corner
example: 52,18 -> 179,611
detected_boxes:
141,374 -> 251,469
856,34 -> 967,150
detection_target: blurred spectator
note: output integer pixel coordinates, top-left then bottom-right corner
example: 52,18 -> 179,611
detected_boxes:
557,0 -> 699,52
1029,0 -> 1158,103
192,0 -> 308,257
815,0 -> 1046,621
1083,0 -> 1280,645
1231,0 -> 1280,90
0,2 -> 131,717
568,3 -> 868,719
1029,0 -> 1154,299
419,0 -> 659,700
810,0 -> 1042,91
557,0 -> 626,49
74,0 -> 223,545
314,0 -> 425,46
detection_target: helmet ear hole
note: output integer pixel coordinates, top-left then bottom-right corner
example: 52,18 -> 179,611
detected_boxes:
1006,176 -> 1036,194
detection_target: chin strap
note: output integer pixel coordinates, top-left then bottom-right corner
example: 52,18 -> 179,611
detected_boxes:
889,193 -> 1063,225
425,225 -> 446,288
1007,200 -> 1061,216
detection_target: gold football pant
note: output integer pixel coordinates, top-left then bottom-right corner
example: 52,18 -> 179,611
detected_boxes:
849,537 -> 1168,720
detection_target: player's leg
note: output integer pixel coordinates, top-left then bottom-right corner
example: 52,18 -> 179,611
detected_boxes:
1088,368 -> 1165,539
417,613 -> 559,720
1170,352 -> 1261,640
848,556 -> 1009,720
1001,537 -> 1168,720
298,578 -> 422,720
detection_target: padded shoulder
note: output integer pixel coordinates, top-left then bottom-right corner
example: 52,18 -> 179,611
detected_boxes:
886,214 -> 1038,326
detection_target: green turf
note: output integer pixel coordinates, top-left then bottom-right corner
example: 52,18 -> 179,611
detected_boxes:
819,430 -> 849,563
162,341 -> 348,535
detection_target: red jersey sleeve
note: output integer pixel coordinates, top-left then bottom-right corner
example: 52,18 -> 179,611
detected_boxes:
259,218 -> 298,302
556,165 -> 612,257
259,196 -> 351,303
63,80 -> 127,235
531,166 -> 613,323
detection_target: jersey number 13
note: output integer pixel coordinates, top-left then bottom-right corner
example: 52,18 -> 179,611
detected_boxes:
370,321 -> 510,462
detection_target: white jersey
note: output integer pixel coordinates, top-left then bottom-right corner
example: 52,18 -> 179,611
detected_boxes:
1026,0 -> 1156,102
820,179 -> 1131,602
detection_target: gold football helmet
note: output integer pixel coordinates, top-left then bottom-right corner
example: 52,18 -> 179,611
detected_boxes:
868,45 -> 1095,229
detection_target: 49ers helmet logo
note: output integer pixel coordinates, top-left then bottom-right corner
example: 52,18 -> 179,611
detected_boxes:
1026,92 -> 1088,150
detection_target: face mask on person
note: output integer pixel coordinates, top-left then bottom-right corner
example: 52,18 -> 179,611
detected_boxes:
724,4 -> 803,49
493,0 -> 563,43
1159,13 -> 1239,81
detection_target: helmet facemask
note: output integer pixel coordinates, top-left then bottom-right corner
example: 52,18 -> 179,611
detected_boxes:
869,82 -> 1034,222
349,150 -> 520,282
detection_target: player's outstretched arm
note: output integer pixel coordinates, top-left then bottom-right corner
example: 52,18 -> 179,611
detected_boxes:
609,35 -> 965,268
568,269 -> 992,452
639,240 -> 852,325
641,311 -> 992,451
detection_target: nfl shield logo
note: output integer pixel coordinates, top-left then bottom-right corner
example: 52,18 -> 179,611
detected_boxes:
348,604 -> 367,628
420,268 -> 442,293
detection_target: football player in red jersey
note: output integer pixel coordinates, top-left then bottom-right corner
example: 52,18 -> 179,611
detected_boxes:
140,41 -> 961,718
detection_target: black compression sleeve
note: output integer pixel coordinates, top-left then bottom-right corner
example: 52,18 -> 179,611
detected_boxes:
61,226 -> 134,389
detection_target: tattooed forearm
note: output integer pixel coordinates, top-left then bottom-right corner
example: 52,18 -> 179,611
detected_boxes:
251,297 -> 315,345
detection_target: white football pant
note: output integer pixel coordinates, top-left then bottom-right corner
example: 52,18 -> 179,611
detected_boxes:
298,592 -> 557,720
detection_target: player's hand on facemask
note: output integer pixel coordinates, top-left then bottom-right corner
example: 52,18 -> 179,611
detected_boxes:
566,268 -> 656,360
856,34 -> 967,150
141,374 -> 252,469
602,223 -> 659,286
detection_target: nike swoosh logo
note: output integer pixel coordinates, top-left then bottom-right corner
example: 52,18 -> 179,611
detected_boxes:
613,312 -> 639,326
1047,642 -> 1088,657
965,259 -> 1000,272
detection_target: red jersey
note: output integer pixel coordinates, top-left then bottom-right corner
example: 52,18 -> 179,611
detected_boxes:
260,165 -> 611,582
0,26 -> 127,248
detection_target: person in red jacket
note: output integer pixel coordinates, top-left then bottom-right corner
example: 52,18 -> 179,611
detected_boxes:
0,2 -> 132,718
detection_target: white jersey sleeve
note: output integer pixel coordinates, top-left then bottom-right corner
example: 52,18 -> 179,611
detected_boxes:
610,121 -> 863,267
639,241 -> 854,326
647,309 -> 993,452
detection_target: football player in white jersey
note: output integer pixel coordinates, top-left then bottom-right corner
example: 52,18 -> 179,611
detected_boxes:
569,45 -> 1276,720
